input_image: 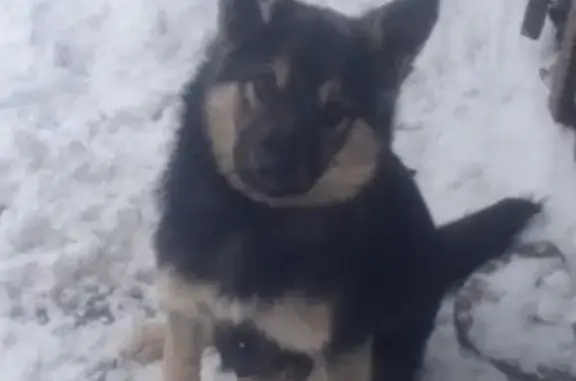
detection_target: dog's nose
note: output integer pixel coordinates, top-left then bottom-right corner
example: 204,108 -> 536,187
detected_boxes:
244,149 -> 311,197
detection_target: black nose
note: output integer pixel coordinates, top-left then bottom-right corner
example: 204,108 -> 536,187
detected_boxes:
240,149 -> 315,197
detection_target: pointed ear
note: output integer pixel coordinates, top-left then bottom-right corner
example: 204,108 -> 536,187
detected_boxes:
360,0 -> 439,86
217,0 -> 285,46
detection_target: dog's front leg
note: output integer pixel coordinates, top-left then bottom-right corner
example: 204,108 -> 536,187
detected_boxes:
163,311 -> 214,381
324,340 -> 372,381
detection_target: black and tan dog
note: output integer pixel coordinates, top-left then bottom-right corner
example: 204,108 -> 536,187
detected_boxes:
145,0 -> 542,381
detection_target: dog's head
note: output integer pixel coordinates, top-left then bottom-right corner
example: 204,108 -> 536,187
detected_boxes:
204,0 -> 438,206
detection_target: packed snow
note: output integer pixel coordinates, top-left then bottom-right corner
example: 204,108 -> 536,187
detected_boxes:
468,251 -> 576,375
1,0 -> 576,380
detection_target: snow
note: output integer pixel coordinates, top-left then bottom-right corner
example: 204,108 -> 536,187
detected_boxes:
468,252 -> 576,375
1,0 -> 576,380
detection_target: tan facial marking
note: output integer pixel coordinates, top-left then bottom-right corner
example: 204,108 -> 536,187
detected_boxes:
244,82 -> 259,108
204,83 -> 244,177
157,269 -> 333,354
230,120 -> 378,207
296,119 -> 377,202
273,58 -> 290,89
259,0 -> 282,23
318,80 -> 341,105
361,9 -> 385,50
204,83 -> 379,207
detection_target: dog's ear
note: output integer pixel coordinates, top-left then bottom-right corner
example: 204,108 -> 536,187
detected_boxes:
360,0 -> 439,88
217,0 -> 286,46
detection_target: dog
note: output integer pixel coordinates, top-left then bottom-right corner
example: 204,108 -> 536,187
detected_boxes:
146,0 -> 542,381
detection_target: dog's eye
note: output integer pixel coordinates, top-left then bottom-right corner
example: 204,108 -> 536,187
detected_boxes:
253,71 -> 278,101
323,102 -> 346,128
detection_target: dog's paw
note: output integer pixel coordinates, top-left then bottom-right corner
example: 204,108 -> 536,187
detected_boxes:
120,320 -> 166,364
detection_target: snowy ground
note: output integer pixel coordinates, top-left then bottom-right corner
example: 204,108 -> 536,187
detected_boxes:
1,0 -> 576,380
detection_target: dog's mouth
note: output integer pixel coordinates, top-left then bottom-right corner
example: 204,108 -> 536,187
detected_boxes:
233,131 -> 328,198
226,120 -> 379,206
236,159 -> 322,198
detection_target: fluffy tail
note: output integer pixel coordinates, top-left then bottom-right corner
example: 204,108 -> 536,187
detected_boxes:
438,197 -> 542,290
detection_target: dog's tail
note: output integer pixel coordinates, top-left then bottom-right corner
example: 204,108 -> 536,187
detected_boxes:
437,197 -> 542,290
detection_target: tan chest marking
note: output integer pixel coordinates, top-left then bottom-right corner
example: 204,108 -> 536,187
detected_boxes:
157,269 -> 333,354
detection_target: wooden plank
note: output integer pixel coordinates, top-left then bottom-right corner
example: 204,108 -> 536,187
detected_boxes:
549,0 -> 576,128
521,0 -> 551,40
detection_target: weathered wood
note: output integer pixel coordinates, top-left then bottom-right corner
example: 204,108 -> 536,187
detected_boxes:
522,0 -> 551,40
549,0 -> 576,128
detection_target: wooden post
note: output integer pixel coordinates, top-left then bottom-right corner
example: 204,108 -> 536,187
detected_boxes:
549,0 -> 576,129
521,0 -> 551,39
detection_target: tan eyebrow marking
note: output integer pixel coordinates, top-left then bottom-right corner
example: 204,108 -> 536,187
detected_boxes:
318,80 -> 341,104
273,58 -> 290,89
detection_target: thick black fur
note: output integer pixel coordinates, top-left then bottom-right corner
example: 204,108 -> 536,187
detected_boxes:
154,0 -> 542,380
